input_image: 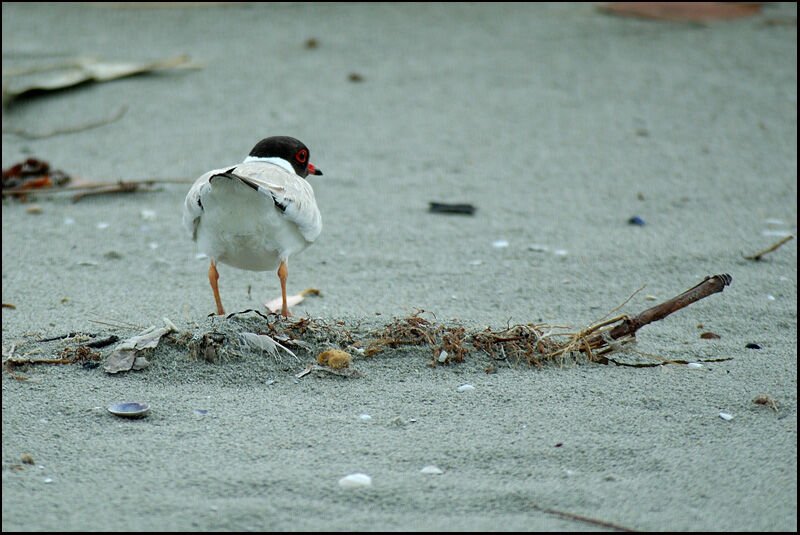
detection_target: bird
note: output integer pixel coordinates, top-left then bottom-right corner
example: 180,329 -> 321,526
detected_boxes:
183,136 -> 323,317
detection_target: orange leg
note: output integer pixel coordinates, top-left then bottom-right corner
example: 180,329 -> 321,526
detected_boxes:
277,259 -> 292,317
208,260 -> 225,315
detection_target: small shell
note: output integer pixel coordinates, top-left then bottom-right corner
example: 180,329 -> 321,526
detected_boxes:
457,384 -> 475,392
686,362 -> 703,369
338,473 -> 372,488
420,465 -> 444,475
107,402 -> 150,419
718,412 -> 733,421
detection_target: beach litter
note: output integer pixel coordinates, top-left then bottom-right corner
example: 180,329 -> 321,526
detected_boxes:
628,216 -> 646,226
428,201 -> 476,215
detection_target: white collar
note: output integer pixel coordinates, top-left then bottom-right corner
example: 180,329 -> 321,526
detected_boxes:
242,155 -> 294,174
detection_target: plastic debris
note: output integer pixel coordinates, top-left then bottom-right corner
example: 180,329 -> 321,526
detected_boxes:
628,216 -> 645,226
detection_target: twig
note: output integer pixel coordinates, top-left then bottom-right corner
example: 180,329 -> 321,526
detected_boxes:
2,177 -> 194,197
530,502 -> 638,532
744,235 -> 794,261
600,274 -> 732,345
2,105 -> 127,139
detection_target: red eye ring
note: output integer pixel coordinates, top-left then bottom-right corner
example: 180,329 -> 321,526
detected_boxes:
296,149 -> 307,163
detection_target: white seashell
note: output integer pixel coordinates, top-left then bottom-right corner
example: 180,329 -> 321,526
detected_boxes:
338,473 -> 372,488
766,295 -> 776,301
438,350 -> 448,363
108,402 -> 150,418
645,295 -> 658,301
420,465 -> 444,475
492,240 -> 509,248
140,209 -> 156,221
686,362 -> 703,369
468,259 -> 482,265
761,229 -> 793,237
44,478 -> 53,484
96,222 -> 109,229
162,317 -> 178,332
457,384 -> 475,392
553,249 -> 568,256
719,412 -> 733,421
358,414 -> 372,421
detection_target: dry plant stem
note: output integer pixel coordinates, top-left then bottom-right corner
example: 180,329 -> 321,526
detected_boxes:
530,502 -> 638,532
2,105 -> 127,139
2,178 -> 193,198
744,235 -> 794,260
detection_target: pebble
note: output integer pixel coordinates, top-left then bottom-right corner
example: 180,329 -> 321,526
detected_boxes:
686,362 -> 703,369
628,216 -> 646,226
745,343 -> 761,350
420,465 -> 444,475
528,244 -> 548,252
438,350 -> 448,363
719,412 -> 733,421
492,240 -> 509,248
457,384 -> 475,392
338,473 -> 372,488
96,222 -> 109,229
358,414 -> 372,421
553,249 -> 568,256
766,295 -> 776,301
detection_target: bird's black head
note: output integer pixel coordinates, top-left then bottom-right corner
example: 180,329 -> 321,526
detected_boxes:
248,136 -> 323,178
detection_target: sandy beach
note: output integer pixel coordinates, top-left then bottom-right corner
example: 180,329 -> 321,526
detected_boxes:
2,2 -> 796,531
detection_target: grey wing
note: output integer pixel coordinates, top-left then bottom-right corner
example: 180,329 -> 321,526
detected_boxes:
228,162 -> 322,243
182,167 -> 226,241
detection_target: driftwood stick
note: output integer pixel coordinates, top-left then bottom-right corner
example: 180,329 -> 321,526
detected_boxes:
601,274 -> 733,344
